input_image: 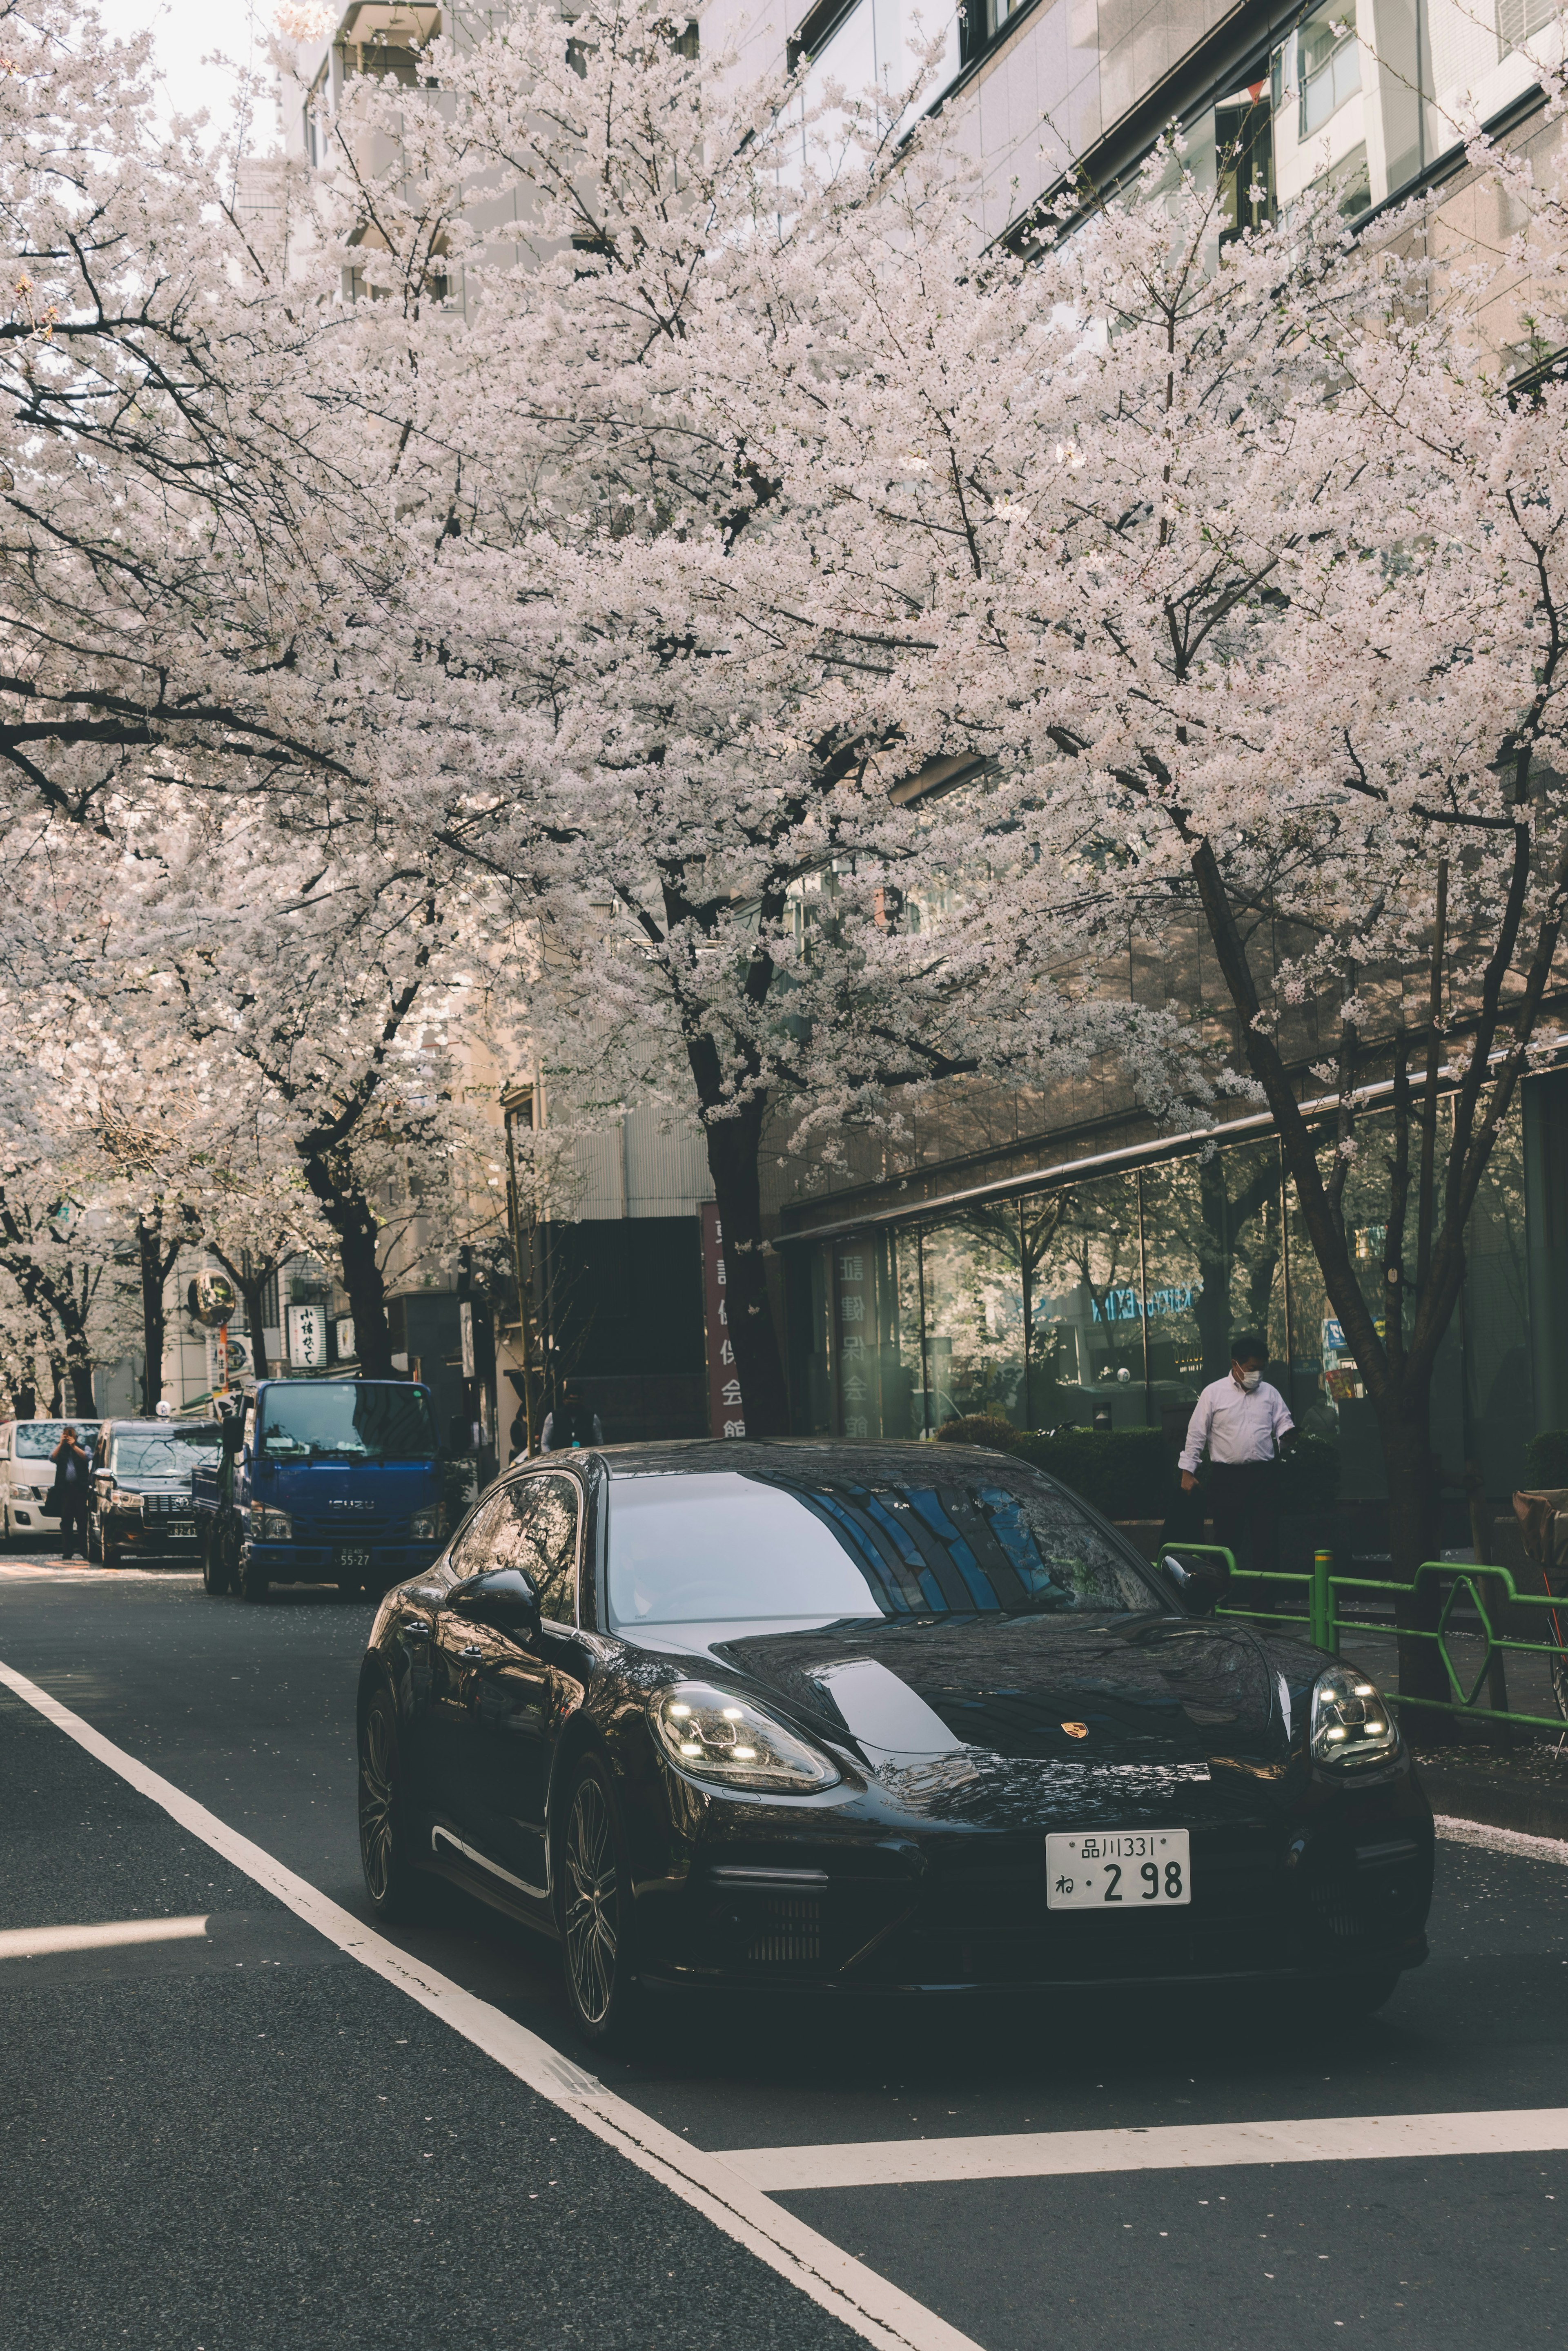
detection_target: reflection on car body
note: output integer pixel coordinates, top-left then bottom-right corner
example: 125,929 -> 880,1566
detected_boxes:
356,1441 -> 1434,2048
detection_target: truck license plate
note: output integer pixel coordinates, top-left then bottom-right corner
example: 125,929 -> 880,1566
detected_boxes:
1045,1828 -> 1191,1910
336,1545 -> 372,1573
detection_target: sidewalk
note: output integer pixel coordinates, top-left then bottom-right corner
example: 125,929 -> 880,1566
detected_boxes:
1414,1741 -> 1568,1841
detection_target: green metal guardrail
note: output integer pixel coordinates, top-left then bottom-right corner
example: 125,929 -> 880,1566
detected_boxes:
1167,1544 -> 1568,1734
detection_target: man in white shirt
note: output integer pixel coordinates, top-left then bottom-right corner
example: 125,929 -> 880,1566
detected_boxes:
1178,1334 -> 1295,1582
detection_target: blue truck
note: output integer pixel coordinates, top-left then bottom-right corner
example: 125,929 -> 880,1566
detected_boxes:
192,1377 -> 449,1602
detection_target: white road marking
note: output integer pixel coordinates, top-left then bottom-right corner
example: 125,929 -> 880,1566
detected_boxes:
0,1912 -> 210,1959
0,1564 -> 191,1582
0,1656 -> 978,2351
718,2108 -> 1568,2193
1435,1813 -> 1568,1865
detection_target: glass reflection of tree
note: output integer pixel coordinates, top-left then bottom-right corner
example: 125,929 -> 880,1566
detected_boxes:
956,1184 -> 1140,1424
956,1196 -> 1069,1424
1190,1153 -> 1283,1382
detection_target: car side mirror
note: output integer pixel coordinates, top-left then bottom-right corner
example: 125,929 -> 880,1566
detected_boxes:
222,1420 -> 245,1455
1163,1549 -> 1227,1616
453,1565 -> 541,1643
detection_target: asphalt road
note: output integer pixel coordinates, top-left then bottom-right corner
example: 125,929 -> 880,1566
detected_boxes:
2,1549 -> 1566,2350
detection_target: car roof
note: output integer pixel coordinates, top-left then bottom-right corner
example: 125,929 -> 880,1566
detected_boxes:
105,1419 -> 220,1437
591,1439 -> 1042,1480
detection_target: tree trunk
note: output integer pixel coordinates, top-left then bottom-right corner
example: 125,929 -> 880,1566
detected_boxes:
301,1150 -> 395,1379
333,1208 -> 394,1379
65,1335 -> 95,1416
241,1279 -> 272,1382
702,1102 -> 791,1439
138,1219 -> 168,1414
1376,1386 -> 1447,1707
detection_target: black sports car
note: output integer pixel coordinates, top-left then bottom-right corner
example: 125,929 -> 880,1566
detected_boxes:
356,1440 -> 1433,2045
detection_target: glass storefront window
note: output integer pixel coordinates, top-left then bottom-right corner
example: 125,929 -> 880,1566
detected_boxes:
790,1099 -> 1536,1498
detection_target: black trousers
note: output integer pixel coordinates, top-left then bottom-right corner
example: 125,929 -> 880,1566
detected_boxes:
55,1489 -> 88,1549
1208,1460 -> 1281,1579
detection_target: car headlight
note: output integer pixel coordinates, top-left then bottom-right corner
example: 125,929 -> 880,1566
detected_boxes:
651,1681 -> 842,1794
409,1507 -> 440,1542
249,1504 -> 292,1542
1310,1665 -> 1399,1769
112,1490 -> 144,1516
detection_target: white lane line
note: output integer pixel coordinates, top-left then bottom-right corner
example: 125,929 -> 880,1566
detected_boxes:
0,1566 -> 192,1582
0,1912 -> 209,1959
719,2108 -> 1568,2194
1435,1813 -> 1568,1865
0,1657 -> 978,2351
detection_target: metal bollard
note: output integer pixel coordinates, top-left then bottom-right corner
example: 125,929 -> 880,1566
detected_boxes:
1311,1549 -> 1338,1653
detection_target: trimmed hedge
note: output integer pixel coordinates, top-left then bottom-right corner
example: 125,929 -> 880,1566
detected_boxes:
933,1417 -> 1170,1518
933,1415 -> 1341,1522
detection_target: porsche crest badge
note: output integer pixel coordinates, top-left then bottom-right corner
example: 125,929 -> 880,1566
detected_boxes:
1060,1720 -> 1089,1739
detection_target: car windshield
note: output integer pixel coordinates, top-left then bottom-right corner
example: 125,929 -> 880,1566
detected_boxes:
109,1434 -> 222,1480
606,1467 -> 1159,1628
15,1422 -> 100,1458
258,1383 -> 437,1462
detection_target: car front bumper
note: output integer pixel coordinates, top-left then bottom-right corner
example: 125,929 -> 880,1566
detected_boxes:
630,1766 -> 1436,1997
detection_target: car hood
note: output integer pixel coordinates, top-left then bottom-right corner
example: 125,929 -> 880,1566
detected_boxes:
698,1611 -> 1289,1819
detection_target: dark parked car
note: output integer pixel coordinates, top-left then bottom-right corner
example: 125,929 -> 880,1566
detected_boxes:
89,1418 -> 225,1569
356,1441 -> 1434,2046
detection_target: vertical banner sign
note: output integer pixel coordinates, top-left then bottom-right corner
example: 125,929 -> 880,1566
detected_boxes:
702,1205 -> 745,1437
459,1300 -> 476,1381
836,1244 -> 871,1436
287,1304 -> 325,1369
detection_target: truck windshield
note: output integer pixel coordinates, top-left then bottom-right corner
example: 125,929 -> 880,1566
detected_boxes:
258,1385 -> 436,1463
111,1434 -> 222,1480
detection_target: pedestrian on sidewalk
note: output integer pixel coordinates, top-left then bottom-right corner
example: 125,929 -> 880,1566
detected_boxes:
1178,1335 -> 1295,1587
49,1424 -> 91,1559
540,1388 -> 603,1452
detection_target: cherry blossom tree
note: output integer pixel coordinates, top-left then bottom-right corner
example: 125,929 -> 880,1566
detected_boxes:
741,126 -> 1568,1668
302,0 -> 1206,1433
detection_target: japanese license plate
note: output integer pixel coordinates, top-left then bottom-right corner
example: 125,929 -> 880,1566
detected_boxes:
168,1520 -> 196,1539
1045,1828 -> 1191,1910
336,1545 -> 372,1573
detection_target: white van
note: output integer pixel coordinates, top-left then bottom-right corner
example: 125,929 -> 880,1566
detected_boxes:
0,1419 -> 103,1543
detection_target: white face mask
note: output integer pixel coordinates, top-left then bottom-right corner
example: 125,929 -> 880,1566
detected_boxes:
1237,1369 -> 1262,1392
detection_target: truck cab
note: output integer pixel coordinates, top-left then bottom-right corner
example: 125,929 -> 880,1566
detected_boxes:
193,1377 -> 447,1601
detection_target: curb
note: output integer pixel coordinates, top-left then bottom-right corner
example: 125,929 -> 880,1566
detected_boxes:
1417,1760 -> 1568,1843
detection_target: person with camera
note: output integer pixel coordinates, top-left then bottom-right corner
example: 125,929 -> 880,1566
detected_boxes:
49,1424 -> 92,1560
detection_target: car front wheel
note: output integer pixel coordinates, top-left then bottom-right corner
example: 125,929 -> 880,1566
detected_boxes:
358,1685 -> 433,1922
558,1754 -> 639,2049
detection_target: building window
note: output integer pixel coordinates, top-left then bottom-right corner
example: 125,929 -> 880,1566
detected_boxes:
1298,3 -> 1362,139
1498,0 -> 1557,55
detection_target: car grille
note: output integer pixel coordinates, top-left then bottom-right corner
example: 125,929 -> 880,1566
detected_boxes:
746,1895 -> 822,1967
144,1493 -> 196,1517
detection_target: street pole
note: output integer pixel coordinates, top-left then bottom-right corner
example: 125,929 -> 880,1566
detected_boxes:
504,1103 -> 536,1458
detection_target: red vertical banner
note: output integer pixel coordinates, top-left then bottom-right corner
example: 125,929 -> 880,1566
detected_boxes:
702,1204 -> 746,1437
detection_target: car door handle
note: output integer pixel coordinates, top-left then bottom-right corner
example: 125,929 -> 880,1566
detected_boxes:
401,1619 -> 432,1641
458,1643 -> 483,1662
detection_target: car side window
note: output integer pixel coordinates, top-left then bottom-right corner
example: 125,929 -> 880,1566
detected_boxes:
448,1477 -> 581,1624
490,1475 -> 581,1625
446,1488 -> 514,1583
